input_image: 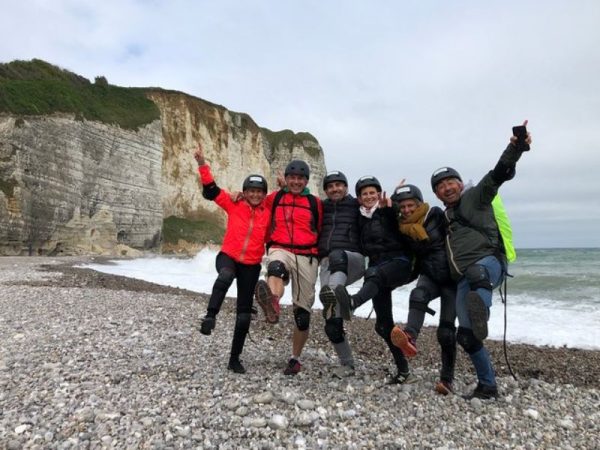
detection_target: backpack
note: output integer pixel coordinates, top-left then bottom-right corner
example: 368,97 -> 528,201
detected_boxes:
268,189 -> 320,250
492,195 -> 516,263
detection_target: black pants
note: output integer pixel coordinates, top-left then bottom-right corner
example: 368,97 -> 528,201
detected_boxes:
206,252 -> 261,359
405,274 -> 457,383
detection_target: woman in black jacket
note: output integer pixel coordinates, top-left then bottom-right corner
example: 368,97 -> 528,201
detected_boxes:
330,176 -> 415,384
389,184 -> 457,395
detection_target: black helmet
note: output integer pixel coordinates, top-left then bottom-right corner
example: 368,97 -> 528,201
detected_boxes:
285,160 -> 310,180
391,184 -> 423,203
322,170 -> 348,190
242,174 -> 268,193
430,167 -> 462,192
355,175 -> 382,197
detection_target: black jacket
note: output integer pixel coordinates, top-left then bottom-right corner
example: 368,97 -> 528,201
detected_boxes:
405,206 -> 452,285
359,205 -> 410,263
318,195 -> 362,257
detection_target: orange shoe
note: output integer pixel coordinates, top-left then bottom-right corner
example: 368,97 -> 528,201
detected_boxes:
390,326 -> 417,358
435,380 -> 454,395
254,280 -> 278,324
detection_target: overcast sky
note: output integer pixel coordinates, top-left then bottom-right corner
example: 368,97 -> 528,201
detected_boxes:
2,1 -> 599,248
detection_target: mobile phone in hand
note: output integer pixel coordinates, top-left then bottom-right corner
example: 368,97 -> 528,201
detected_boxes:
512,125 -> 530,151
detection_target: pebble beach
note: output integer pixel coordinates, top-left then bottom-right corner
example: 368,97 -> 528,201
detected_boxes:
1,257 -> 598,449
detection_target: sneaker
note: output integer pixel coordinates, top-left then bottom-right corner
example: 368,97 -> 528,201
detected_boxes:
254,280 -> 278,324
319,285 -> 337,320
334,285 -> 353,321
435,380 -> 454,395
200,316 -> 216,335
462,383 -> 498,400
390,326 -> 417,358
466,292 -> 489,341
227,358 -> 246,374
332,365 -> 355,379
387,371 -> 419,385
283,358 -> 302,375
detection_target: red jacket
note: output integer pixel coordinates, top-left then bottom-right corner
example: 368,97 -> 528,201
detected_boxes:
265,189 -> 323,256
199,165 -> 270,265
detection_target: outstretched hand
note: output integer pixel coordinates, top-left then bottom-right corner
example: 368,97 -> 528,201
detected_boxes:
193,144 -> 205,166
510,119 -> 532,147
276,172 -> 286,189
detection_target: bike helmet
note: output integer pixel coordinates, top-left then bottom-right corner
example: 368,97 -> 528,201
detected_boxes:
355,175 -> 382,197
391,184 -> 423,203
430,167 -> 462,192
285,160 -> 310,180
242,174 -> 268,193
322,170 -> 348,190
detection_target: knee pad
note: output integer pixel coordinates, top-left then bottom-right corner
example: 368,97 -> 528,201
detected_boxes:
437,321 -> 456,348
267,260 -> 289,283
375,321 -> 392,340
215,268 -> 235,291
456,326 -> 483,354
328,250 -> 348,275
464,264 -> 492,292
234,312 -> 252,331
409,287 -> 435,315
364,266 -> 382,285
324,318 -> 345,344
294,308 -> 311,331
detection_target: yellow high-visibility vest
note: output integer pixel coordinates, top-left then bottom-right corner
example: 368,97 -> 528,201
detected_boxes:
492,195 -> 516,262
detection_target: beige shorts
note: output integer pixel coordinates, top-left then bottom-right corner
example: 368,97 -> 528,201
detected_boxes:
266,248 -> 319,311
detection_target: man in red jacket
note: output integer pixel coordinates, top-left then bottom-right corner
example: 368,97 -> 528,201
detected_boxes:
194,144 -> 271,374
255,160 -> 323,375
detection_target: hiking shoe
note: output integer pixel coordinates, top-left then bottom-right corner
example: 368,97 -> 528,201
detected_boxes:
255,280 -> 278,324
387,371 -> 419,385
283,358 -> 302,375
227,358 -> 246,374
467,292 -> 489,341
462,383 -> 498,400
435,380 -> 454,395
320,285 -> 337,320
332,364 -> 355,379
200,316 -> 216,335
334,285 -> 354,321
390,326 -> 417,358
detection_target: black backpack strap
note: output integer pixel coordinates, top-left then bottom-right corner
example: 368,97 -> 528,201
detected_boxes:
306,194 -> 320,233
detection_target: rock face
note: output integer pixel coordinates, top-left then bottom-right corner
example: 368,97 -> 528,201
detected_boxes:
0,115 -> 163,255
0,91 -> 326,255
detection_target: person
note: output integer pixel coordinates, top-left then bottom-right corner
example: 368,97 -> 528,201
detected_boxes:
317,171 -> 365,378
253,160 -> 323,375
194,144 -> 270,374
388,184 -> 457,395
430,121 -> 532,400
331,176 -> 416,384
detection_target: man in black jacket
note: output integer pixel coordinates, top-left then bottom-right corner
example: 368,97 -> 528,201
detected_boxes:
431,121 -> 532,399
318,171 -> 365,377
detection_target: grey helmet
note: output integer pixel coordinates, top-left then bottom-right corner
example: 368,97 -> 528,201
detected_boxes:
322,170 -> 348,190
391,184 -> 423,203
430,167 -> 462,192
285,160 -> 310,180
355,175 -> 382,197
242,174 -> 268,193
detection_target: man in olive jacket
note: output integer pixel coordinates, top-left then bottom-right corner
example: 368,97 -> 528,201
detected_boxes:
431,121 -> 531,400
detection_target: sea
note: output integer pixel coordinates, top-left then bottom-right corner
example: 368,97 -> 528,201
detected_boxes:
82,247 -> 600,351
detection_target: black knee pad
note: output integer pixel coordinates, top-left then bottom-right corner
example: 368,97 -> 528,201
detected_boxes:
364,266 -> 382,285
456,326 -> 483,354
234,312 -> 252,331
409,286 -> 435,315
324,318 -> 345,344
464,264 -> 492,292
294,308 -> 311,331
267,260 -> 289,282
375,321 -> 392,340
437,321 -> 456,348
215,268 -> 235,291
328,250 -> 348,275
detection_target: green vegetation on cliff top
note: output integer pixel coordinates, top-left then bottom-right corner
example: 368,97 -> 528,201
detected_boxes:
260,127 -> 318,149
0,59 -> 159,130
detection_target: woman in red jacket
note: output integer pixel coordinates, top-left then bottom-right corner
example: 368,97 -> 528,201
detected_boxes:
194,144 -> 270,374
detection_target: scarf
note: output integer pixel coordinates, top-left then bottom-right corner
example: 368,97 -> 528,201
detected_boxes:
399,203 -> 430,241
360,204 -> 378,219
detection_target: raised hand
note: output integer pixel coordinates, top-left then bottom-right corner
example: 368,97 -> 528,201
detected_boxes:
193,144 -> 206,166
